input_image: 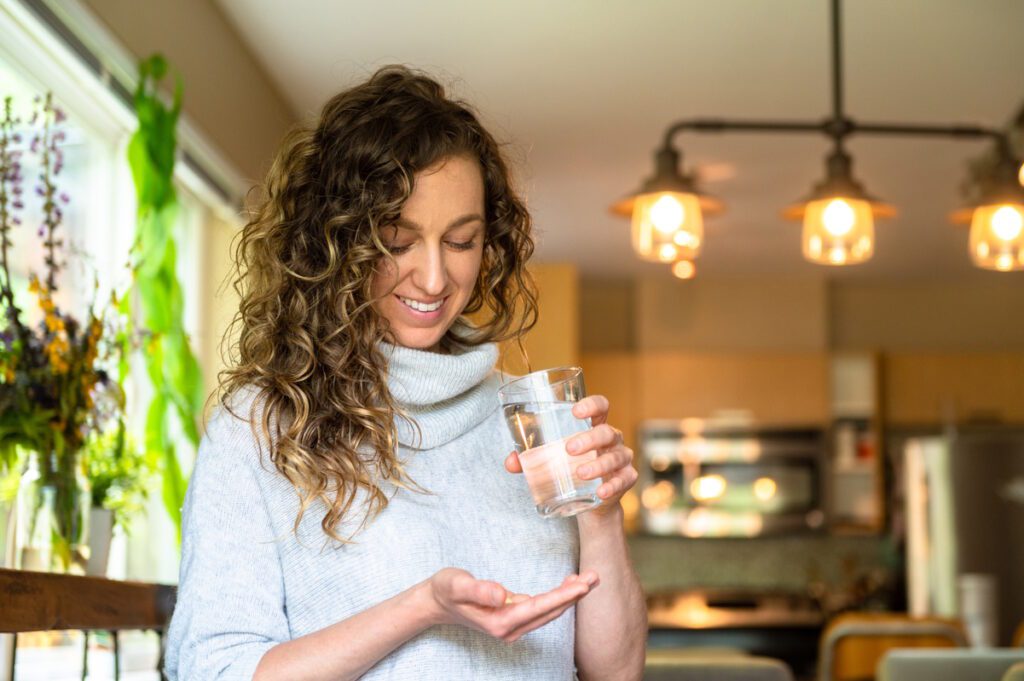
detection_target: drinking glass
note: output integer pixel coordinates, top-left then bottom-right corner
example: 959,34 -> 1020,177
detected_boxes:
498,367 -> 602,518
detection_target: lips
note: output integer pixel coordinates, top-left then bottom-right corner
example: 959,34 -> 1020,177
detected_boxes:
395,294 -> 447,322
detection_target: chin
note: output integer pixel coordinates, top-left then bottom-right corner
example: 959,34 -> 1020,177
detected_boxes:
389,325 -> 448,351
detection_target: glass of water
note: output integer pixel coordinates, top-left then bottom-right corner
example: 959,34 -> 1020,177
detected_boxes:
498,367 -> 603,518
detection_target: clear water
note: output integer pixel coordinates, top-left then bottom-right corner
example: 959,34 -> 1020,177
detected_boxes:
503,401 -> 602,517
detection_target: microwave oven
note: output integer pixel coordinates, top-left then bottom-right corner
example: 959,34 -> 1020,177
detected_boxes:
637,419 -> 827,537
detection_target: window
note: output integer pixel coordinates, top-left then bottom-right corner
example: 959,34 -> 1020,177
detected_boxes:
1,0 -> 244,676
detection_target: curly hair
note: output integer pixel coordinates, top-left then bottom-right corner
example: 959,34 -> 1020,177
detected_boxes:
214,65 -> 538,543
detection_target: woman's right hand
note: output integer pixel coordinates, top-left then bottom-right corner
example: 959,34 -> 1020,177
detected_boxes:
426,567 -> 599,643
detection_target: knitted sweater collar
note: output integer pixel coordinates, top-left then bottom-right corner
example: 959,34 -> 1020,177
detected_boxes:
380,331 -> 500,450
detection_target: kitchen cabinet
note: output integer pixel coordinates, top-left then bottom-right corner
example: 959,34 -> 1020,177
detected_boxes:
883,352 -> 1024,425
828,353 -> 885,534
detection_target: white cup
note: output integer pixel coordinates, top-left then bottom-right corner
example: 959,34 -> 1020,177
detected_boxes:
958,573 -> 998,648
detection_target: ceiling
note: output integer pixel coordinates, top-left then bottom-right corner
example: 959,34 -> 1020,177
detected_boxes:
215,0 -> 1024,281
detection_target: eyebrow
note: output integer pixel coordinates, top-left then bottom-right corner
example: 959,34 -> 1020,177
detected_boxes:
393,213 -> 484,232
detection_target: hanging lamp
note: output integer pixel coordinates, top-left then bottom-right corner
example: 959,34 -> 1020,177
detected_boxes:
951,149 -> 1024,271
610,146 -> 723,263
613,0 -> 1020,274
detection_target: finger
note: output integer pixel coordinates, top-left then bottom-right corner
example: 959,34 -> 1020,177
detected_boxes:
576,448 -> 633,481
571,395 -> 610,425
596,466 -> 639,499
504,451 -> 523,474
504,580 -> 599,641
504,600 -> 577,642
500,579 -> 590,625
454,577 -> 507,608
503,592 -> 530,605
566,423 -> 622,457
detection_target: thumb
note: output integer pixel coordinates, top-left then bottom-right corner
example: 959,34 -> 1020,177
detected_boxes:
504,451 -> 522,474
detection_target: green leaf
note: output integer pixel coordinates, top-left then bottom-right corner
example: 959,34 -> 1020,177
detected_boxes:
160,441 -> 186,544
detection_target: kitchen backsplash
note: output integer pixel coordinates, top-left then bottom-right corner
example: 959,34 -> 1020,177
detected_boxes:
629,533 -> 898,595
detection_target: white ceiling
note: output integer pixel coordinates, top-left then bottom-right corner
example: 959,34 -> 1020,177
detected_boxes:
216,0 -> 1024,281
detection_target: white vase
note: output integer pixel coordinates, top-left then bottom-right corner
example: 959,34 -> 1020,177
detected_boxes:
86,506 -> 114,577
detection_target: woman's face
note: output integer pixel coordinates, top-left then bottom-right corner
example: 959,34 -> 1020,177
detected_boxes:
370,155 -> 486,352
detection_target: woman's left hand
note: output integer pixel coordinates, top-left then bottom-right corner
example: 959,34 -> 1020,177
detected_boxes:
504,395 -> 638,517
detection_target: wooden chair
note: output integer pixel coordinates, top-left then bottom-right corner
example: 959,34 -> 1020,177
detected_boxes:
817,612 -> 967,681
644,650 -> 794,681
1003,661 -> 1024,681
0,568 -> 176,680
878,649 -> 1024,681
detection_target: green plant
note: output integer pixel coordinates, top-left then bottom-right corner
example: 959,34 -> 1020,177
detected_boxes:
124,55 -> 202,543
0,93 -> 129,569
85,416 -> 152,531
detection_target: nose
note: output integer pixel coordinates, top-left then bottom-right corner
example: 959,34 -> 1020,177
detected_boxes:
409,241 -> 448,298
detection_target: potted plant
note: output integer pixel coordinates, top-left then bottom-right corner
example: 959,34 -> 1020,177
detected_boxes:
0,92 -> 137,573
83,416 -> 151,576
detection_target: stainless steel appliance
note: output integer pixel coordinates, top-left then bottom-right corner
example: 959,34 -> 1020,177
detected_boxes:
637,419 -> 828,537
903,426 -> 1024,646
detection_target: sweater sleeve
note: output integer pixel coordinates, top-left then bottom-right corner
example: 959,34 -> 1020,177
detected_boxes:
164,412 -> 290,681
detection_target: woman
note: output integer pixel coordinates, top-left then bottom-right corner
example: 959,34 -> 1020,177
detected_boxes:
164,65 -> 646,681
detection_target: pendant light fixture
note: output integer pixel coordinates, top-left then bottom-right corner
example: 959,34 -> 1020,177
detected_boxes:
951,146 -> 1024,271
612,0 -> 1021,274
610,147 -> 723,263
782,148 -> 895,266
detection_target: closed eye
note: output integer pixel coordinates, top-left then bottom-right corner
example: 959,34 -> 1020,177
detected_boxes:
447,240 -> 477,251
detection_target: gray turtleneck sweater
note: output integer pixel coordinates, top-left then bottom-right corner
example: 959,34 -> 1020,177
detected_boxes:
164,340 -> 580,680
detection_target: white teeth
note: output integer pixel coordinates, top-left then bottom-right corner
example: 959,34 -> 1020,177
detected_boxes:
399,296 -> 443,312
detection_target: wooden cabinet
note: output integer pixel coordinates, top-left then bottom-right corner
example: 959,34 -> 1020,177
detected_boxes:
883,352 -> 1024,425
581,351 -> 831,439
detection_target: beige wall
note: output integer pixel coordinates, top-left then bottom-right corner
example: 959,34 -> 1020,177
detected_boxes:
491,263 -> 579,376
635,276 -> 828,352
829,278 -> 1024,351
199,216 -> 241,410
583,274 -> 1024,354
81,0 -> 296,182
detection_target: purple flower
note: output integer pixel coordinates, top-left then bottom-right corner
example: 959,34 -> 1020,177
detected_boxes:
11,134 -> 20,143
11,186 -> 20,196
11,201 -> 22,209
30,137 -> 38,152
11,217 -> 20,225
35,186 -> 44,196
54,109 -> 66,123
37,227 -> 44,237
59,192 -> 69,203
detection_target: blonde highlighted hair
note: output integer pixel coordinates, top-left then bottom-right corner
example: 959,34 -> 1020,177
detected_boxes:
215,66 -> 537,542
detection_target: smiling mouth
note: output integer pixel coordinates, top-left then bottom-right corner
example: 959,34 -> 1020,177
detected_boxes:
396,295 -> 446,313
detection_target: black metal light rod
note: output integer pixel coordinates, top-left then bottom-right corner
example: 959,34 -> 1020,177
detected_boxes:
661,117 -> 1007,150
658,0 -> 1012,158
831,0 -> 844,124
854,122 -> 1005,140
662,119 -> 825,146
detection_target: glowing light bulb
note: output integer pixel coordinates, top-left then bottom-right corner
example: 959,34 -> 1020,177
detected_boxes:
991,205 -> 1023,242
977,242 -> 990,258
651,194 -> 684,235
673,230 -> 699,249
828,247 -> 847,264
808,235 -> 822,258
997,254 -> 1014,271
823,199 -> 856,236
753,477 -> 777,501
672,260 -> 696,279
657,243 -> 678,262
691,474 -> 727,501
